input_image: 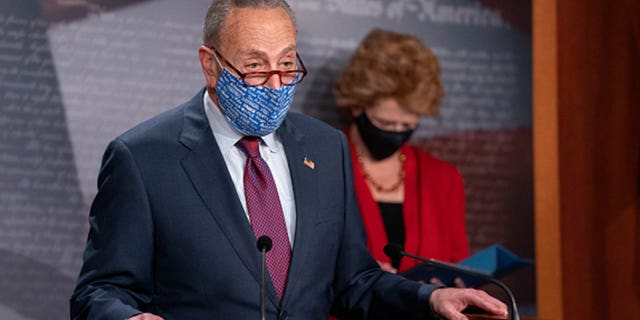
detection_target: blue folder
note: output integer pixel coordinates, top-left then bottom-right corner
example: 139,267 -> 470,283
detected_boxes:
400,244 -> 534,287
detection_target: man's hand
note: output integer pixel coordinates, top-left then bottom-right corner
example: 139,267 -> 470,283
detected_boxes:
429,288 -> 508,320
127,313 -> 164,320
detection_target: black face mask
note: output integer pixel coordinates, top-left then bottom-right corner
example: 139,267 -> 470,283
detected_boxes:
354,112 -> 415,161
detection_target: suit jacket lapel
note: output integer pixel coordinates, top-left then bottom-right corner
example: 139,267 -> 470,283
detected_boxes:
276,116 -> 319,308
179,90 -> 278,304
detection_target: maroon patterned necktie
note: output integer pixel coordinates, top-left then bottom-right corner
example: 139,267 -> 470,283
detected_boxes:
237,137 -> 291,300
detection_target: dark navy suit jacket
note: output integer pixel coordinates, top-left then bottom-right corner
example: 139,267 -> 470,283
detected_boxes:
70,90 -> 436,320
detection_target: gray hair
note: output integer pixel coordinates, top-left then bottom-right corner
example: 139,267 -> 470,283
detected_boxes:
203,0 -> 297,48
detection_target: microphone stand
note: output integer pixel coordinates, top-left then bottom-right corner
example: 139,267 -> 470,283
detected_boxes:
260,245 -> 267,320
257,236 -> 273,320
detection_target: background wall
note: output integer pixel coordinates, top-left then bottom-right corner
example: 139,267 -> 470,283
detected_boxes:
534,0 -> 640,319
0,1 -> 533,319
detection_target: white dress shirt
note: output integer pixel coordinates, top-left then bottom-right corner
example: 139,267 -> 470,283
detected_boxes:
203,92 -> 296,246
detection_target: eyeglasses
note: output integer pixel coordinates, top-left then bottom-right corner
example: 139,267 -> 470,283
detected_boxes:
210,48 -> 307,87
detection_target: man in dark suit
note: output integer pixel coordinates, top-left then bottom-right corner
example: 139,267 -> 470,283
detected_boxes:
70,1 -> 508,319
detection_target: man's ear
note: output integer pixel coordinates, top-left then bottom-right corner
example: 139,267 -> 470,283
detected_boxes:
198,45 -> 220,88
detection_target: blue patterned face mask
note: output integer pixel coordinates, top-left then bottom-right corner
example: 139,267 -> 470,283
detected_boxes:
215,67 -> 296,137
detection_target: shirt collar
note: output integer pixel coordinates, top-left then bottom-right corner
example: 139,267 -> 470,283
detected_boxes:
203,91 -> 280,154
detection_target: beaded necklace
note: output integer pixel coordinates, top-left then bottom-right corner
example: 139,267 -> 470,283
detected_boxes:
356,152 -> 405,193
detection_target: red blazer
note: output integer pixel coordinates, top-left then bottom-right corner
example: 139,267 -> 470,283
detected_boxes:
348,138 -> 470,272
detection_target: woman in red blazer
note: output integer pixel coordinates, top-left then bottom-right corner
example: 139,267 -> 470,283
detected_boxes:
333,28 -> 469,280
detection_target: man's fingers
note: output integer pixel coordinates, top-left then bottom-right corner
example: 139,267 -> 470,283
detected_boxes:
429,288 -> 469,320
429,288 -> 508,320
437,307 -> 469,320
465,290 -> 508,316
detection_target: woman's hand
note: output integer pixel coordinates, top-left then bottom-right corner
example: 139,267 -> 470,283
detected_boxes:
128,313 -> 164,320
376,260 -> 398,274
430,277 -> 466,288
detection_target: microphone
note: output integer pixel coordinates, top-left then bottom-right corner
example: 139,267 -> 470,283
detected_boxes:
383,243 -> 519,320
256,236 -> 273,320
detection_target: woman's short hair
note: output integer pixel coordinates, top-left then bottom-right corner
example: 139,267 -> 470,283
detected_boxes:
333,28 -> 444,117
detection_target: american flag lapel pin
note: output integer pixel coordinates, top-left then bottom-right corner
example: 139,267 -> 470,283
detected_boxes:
303,157 -> 315,170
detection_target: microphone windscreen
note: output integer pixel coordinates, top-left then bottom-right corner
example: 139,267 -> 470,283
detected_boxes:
256,235 -> 273,252
383,243 -> 403,261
